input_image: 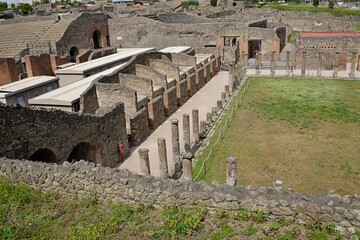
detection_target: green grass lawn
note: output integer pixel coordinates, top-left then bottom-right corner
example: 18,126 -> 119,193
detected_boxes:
262,3 -> 360,17
194,77 -> 360,195
0,177 -> 355,239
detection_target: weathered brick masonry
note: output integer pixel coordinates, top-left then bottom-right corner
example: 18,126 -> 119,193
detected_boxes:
0,158 -> 359,232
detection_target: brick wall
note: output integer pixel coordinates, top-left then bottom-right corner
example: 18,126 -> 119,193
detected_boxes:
135,64 -> 167,89
176,79 -> 188,106
163,86 -> 177,117
129,107 -> 149,145
119,74 -> 153,99
0,58 -> 17,85
147,96 -> 165,130
186,73 -> 197,97
149,59 -> 180,81
0,103 -> 127,167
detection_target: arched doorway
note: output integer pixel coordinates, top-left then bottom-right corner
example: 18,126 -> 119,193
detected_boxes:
29,148 -> 57,163
92,30 -> 102,49
67,142 -> 95,163
69,47 -> 79,63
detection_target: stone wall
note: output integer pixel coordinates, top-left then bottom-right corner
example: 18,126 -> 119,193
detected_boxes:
0,103 -> 128,167
150,58 -> 180,81
1,158 -> 359,232
163,86 -> 177,117
129,107 -> 149,146
0,58 -> 17,85
56,12 -> 110,56
24,54 -> 54,77
170,53 -> 196,66
176,79 -> 188,106
147,95 -> 165,130
119,74 -> 153,99
135,64 -> 167,89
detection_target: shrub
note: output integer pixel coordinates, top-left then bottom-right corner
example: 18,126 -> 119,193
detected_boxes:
210,0 -> 217,7
329,0 -> 334,9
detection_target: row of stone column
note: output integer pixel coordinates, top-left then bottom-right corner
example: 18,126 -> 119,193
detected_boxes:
138,84 -> 233,181
253,50 -> 358,78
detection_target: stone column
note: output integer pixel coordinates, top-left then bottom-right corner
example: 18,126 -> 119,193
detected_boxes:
171,118 -> 180,161
217,100 -> 222,110
182,152 -> 193,181
225,85 -> 230,99
226,156 -> 237,186
286,51 -> 290,77
333,51 -> 339,78
350,51 -> 356,79
255,51 -> 260,75
200,120 -> 206,136
192,109 -> 199,144
245,53 -> 248,67
317,51 -> 322,77
206,112 -> 212,124
270,51 -> 275,76
228,63 -> 234,93
183,114 -> 190,152
158,137 -> 168,179
138,148 -> 150,176
301,51 -> 306,77
221,92 -> 226,106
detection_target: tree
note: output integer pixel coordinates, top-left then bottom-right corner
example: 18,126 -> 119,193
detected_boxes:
18,3 -> 33,15
313,0 -> 319,6
210,0 -> 217,7
328,0 -> 334,8
0,1 -> 8,11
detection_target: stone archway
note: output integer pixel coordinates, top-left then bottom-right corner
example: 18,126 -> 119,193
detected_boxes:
67,142 -> 95,163
29,148 -> 57,163
69,47 -> 79,63
92,30 -> 102,49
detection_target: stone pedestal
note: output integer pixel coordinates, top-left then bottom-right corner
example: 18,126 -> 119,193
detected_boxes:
217,100 -> 222,110
182,152 -> 193,181
225,85 -> 230,99
171,118 -> 181,175
158,137 -> 168,179
183,114 -> 190,152
226,156 -> 237,186
206,112 -> 212,124
138,148 -> 150,176
221,92 -> 226,106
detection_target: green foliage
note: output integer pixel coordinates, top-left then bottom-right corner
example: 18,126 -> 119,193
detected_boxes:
0,1 -> 7,11
252,209 -> 267,224
242,226 -> 258,235
340,161 -> 360,175
153,205 -> 208,238
288,31 -> 298,44
43,0 -> 50,3
18,3 -> 33,15
356,23 -> 360,31
354,230 -> 360,238
234,207 -> 251,221
209,220 -> 234,239
313,0 -> 319,6
306,218 -> 338,235
277,226 -> 300,240
182,0 -> 199,6
210,0 -> 217,7
328,0 -> 334,9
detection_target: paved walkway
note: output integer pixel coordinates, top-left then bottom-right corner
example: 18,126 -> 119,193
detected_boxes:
120,71 -> 229,176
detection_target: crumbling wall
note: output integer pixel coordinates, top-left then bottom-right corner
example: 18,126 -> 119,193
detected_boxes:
163,86 -> 177,117
129,107 -> 149,145
1,158 -> 359,231
0,103 -> 127,167
135,64 -> 168,89
119,74 -> 153,99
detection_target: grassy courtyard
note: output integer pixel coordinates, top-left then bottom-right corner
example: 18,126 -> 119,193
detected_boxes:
194,77 -> 360,195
